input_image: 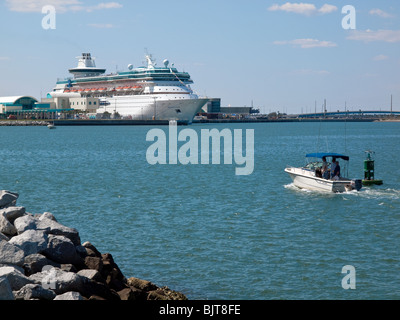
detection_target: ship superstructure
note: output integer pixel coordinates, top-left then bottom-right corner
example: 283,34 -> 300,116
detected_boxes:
48,53 -> 208,123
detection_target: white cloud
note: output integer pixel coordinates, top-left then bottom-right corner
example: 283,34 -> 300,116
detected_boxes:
318,4 -> 337,14
274,38 -> 337,49
0,57 -> 11,61
5,0 -> 122,13
347,29 -> 400,43
268,2 -> 337,16
369,9 -> 394,19
87,2 -> 123,12
373,54 -> 389,61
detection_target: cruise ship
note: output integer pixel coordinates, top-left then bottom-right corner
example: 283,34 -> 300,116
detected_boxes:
48,53 -> 209,123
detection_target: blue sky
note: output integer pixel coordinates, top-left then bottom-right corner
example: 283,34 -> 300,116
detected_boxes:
0,0 -> 399,114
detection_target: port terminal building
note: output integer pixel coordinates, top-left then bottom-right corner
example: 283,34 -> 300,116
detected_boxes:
0,95 -> 99,119
200,98 -> 260,119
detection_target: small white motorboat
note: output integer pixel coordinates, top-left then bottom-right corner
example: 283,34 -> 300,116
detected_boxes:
47,123 -> 56,129
285,153 -> 362,193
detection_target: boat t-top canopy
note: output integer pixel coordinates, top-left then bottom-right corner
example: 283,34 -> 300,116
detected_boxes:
306,153 -> 350,161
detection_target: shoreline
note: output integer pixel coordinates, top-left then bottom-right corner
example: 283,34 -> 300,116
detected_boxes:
0,117 -> 396,126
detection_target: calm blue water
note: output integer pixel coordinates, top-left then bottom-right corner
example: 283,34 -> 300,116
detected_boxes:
1,122 -> 399,300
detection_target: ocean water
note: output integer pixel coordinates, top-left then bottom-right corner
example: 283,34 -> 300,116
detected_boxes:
1,121 -> 399,300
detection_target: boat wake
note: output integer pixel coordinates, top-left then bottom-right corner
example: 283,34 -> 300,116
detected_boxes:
284,183 -> 400,200
344,187 -> 400,200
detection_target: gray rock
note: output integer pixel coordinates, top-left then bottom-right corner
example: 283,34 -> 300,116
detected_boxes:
43,234 -> 82,265
54,291 -> 84,300
0,240 -> 25,266
0,191 -> 18,209
39,212 -> 57,222
77,269 -> 104,283
0,266 -> 33,291
23,254 -> 60,276
0,206 -> 26,224
0,264 -> 25,274
0,212 -> 17,236
29,267 -> 84,295
36,218 -> 81,246
14,214 -> 37,234
9,230 -> 48,256
82,241 -> 102,257
13,283 -> 56,300
0,276 -> 14,300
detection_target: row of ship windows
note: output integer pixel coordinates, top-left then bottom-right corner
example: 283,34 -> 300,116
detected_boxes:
70,101 -> 97,106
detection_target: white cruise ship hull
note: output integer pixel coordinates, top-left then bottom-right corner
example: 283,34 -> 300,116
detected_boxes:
98,96 -> 208,124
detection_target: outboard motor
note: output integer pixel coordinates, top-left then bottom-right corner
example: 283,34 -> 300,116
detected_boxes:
351,179 -> 363,191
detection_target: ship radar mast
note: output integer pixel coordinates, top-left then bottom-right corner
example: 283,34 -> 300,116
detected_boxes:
145,53 -> 156,69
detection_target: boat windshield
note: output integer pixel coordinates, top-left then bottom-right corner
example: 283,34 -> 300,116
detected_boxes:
304,161 -> 327,170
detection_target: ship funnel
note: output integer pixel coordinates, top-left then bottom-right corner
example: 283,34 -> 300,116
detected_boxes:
69,53 -> 106,78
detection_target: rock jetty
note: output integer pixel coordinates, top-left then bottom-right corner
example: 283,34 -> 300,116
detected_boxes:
0,121 -> 50,126
0,190 -> 187,300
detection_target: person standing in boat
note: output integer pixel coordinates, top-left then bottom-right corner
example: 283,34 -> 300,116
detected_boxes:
321,156 -> 329,179
330,158 -> 337,179
332,160 -> 341,180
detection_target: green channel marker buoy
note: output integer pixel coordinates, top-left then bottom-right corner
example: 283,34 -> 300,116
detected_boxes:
362,150 -> 383,186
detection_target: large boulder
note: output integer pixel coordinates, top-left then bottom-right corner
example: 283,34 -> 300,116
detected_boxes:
9,230 -> 48,256
0,212 -> 17,237
0,266 -> 33,291
29,267 -> 84,295
78,277 -> 120,300
117,287 -> 146,301
0,206 -> 26,224
38,212 -> 57,222
0,240 -> 25,266
13,283 -> 56,301
23,254 -> 60,276
101,253 -> 126,291
84,256 -> 103,272
36,217 -> 81,246
77,269 -> 104,283
0,276 -> 14,300
42,235 -> 82,265
81,241 -> 102,258
14,215 -> 37,234
0,191 -> 19,209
